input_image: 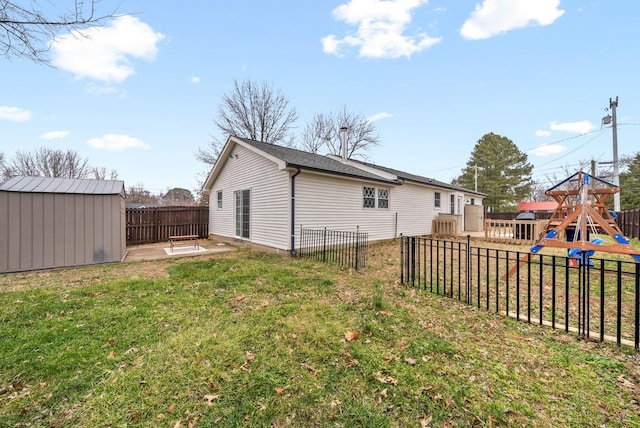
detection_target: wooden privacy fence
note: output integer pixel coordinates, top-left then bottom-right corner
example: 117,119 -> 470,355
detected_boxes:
618,209 -> 640,240
126,206 -> 208,245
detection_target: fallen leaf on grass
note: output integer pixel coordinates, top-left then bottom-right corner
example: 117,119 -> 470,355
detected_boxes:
396,340 -> 410,350
168,402 -> 176,413
485,385 -> 493,397
377,375 -> 398,385
274,387 -> 286,396
203,394 -> 220,405
404,357 -> 417,365
107,350 -> 116,359
235,295 -> 245,301
241,352 -> 257,371
379,310 -> 393,316
419,415 -> 432,427
618,375 -> 636,392
344,331 -> 360,341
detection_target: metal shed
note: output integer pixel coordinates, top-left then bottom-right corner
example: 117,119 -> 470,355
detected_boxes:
0,176 -> 126,273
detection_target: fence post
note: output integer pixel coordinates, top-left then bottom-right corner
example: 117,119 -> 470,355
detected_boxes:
355,226 -> 360,271
400,234 -> 404,284
323,227 -> 327,263
466,235 -> 471,305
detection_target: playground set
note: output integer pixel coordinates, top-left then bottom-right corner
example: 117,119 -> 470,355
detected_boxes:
529,171 -> 640,265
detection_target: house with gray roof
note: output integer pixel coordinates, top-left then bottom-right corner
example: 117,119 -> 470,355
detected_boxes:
203,136 -> 485,253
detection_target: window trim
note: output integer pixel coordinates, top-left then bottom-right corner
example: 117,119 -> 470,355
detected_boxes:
363,186 -> 376,209
234,189 -> 250,239
363,185 -> 390,209
216,190 -> 222,209
434,192 -> 441,208
377,188 -> 389,209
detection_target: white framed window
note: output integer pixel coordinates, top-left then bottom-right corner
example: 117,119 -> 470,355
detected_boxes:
378,188 -> 389,209
434,192 -> 441,208
363,186 -> 389,209
217,191 -> 222,209
363,186 -> 376,208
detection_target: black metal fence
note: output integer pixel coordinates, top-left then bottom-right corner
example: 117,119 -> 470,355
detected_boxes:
298,227 -> 368,270
400,235 -> 640,348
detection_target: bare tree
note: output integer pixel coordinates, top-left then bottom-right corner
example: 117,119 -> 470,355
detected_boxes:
301,105 -> 380,159
90,166 -> 119,180
1,1 -> 117,63
299,113 -> 332,154
126,183 -> 158,205
197,79 -> 298,166
5,147 -> 90,178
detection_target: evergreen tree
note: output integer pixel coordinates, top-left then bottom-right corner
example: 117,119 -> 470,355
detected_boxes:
457,132 -> 533,212
619,152 -> 640,210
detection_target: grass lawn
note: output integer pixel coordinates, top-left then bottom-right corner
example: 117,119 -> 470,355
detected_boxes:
1,240 -> 640,427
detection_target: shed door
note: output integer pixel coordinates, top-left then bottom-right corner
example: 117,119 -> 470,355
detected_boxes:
235,189 -> 250,239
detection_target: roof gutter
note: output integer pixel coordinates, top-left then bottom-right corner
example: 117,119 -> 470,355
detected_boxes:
290,167 -> 302,256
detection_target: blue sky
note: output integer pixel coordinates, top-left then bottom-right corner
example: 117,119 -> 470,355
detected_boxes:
1,0 -> 639,195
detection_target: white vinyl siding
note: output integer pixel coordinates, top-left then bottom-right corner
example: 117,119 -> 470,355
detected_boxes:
208,144 -> 289,249
295,174 -> 393,245
392,182 -> 438,237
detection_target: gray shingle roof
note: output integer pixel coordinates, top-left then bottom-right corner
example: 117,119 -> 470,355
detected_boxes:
236,137 -> 398,184
0,176 -> 125,195
236,137 -> 484,195
349,159 -> 485,196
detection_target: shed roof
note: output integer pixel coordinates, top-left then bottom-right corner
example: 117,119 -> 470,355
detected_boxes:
0,176 -> 125,195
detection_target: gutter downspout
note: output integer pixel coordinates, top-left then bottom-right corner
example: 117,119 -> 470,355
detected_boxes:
290,167 -> 302,256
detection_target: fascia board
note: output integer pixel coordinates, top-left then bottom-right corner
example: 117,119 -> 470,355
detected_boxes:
325,154 -> 398,181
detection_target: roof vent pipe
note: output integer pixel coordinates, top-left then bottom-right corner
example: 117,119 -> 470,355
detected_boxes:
340,126 -> 348,162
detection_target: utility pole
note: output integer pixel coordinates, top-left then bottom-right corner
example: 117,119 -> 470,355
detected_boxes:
610,97 -> 620,212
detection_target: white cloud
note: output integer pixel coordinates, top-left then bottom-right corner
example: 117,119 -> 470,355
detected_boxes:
87,134 -> 150,151
322,0 -> 442,59
85,84 -> 121,96
529,143 -> 566,156
51,16 -> 165,83
460,0 -> 564,40
368,112 -> 394,122
550,120 -> 595,134
535,129 -> 551,137
40,130 -> 70,140
0,106 -> 31,122
190,76 -> 201,84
